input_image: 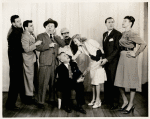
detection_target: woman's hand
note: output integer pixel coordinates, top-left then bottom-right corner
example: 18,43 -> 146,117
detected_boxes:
126,51 -> 136,58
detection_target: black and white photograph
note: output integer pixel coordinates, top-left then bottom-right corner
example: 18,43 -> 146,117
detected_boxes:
2,0 -> 148,117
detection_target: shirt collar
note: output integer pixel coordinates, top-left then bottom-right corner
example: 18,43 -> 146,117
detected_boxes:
46,32 -> 53,38
107,29 -> 113,36
64,63 -> 69,68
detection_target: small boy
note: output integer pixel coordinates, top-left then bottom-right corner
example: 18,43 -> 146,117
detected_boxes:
56,52 -> 86,114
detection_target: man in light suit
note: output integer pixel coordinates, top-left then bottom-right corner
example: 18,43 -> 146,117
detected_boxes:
101,17 -> 122,110
36,18 -> 65,109
21,20 -> 42,104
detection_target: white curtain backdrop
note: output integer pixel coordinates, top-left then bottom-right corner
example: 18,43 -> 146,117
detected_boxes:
2,2 -> 147,92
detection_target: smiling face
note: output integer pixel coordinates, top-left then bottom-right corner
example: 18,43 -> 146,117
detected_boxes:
105,18 -> 114,30
45,23 -> 55,34
12,18 -> 22,28
122,18 -> 132,28
73,38 -> 81,46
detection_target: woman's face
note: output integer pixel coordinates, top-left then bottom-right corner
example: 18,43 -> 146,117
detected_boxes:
73,38 -> 81,46
122,19 -> 132,28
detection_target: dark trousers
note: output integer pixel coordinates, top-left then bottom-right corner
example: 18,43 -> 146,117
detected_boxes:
6,52 -> 25,107
104,67 -> 120,106
33,61 -> 38,94
61,80 -> 85,107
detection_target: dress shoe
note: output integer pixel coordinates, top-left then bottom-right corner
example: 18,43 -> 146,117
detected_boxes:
38,103 -> 45,109
65,106 -> 72,113
122,106 -> 135,114
77,106 -> 86,114
6,105 -> 20,110
88,100 -> 95,106
102,100 -> 108,105
118,103 -> 129,111
110,105 -> 119,110
92,101 -> 101,108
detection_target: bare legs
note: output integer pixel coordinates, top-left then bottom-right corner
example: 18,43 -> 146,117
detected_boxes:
95,85 -> 101,102
119,88 -> 128,108
119,88 -> 136,110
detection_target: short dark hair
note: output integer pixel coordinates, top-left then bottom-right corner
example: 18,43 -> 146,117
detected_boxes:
10,15 -> 19,23
23,20 -> 32,30
105,17 -> 114,24
124,16 -> 135,28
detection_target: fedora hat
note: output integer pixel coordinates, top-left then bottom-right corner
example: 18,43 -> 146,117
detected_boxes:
43,18 -> 58,28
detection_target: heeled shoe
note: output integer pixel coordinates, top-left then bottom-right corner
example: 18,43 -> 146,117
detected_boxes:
122,106 -> 135,114
118,103 -> 129,111
92,101 -> 101,108
88,100 -> 95,106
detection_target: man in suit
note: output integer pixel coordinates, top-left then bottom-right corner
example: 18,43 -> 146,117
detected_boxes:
21,20 -> 42,104
56,52 -> 86,114
101,17 -> 122,110
6,15 -> 25,110
36,18 -> 65,108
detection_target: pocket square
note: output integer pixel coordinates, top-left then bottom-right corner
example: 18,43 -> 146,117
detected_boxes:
109,38 -> 114,42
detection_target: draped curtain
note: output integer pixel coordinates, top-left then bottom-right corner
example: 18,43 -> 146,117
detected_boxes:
2,2 -> 148,92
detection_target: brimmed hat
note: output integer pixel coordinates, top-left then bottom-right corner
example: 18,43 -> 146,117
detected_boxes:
61,28 -> 69,34
43,18 -> 58,28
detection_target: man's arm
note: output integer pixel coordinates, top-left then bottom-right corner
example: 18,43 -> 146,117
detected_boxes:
54,35 -> 65,47
35,34 -> 50,52
21,36 -> 36,53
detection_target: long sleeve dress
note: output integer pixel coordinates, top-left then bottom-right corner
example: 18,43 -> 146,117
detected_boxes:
114,30 -> 146,90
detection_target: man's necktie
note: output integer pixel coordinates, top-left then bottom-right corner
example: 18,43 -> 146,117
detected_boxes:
104,32 -> 108,42
50,34 -> 55,42
68,64 -> 72,79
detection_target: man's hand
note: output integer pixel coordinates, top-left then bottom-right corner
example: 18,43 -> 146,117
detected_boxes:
101,58 -> 108,66
35,41 -> 42,46
49,43 -> 57,48
77,76 -> 85,83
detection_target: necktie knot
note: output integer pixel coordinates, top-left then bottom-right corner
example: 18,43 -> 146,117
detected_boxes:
50,34 -> 52,39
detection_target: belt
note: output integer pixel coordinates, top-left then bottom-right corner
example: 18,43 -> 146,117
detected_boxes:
120,47 -> 134,51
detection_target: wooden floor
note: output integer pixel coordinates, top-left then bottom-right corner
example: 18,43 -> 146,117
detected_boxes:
3,92 -> 148,117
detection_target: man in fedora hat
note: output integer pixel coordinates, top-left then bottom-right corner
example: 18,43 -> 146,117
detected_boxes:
36,18 -> 65,108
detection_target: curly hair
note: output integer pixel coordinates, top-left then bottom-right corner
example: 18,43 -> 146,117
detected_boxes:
124,16 -> 135,28
71,34 -> 87,43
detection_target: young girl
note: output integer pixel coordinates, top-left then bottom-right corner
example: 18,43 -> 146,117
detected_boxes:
71,34 -> 107,108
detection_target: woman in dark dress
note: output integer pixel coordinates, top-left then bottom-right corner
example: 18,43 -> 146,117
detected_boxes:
114,16 -> 147,114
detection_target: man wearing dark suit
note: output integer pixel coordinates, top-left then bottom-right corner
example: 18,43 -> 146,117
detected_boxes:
36,18 -> 65,108
21,20 -> 42,104
101,17 -> 122,110
6,15 -> 25,110
56,52 -> 86,114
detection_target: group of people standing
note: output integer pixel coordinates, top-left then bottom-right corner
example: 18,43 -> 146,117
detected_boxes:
5,14 -> 147,115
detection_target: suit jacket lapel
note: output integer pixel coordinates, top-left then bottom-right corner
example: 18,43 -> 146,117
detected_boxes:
24,31 -> 35,43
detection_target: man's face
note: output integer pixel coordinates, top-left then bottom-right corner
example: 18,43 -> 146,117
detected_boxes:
59,53 -> 70,63
13,18 -> 22,28
62,32 -> 69,39
45,23 -> 55,34
26,23 -> 34,33
105,19 -> 114,30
